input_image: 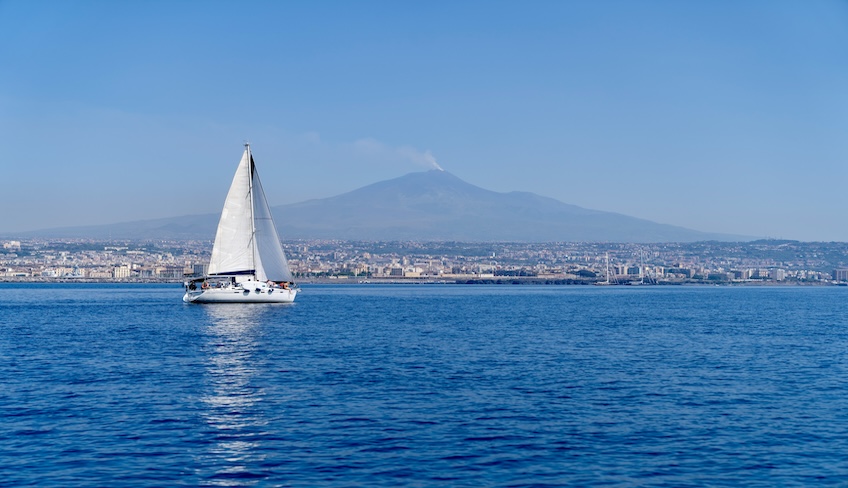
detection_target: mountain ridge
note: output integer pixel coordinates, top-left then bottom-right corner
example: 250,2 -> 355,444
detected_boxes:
7,170 -> 751,242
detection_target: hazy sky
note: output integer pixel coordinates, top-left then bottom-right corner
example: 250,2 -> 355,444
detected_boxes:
1,1 -> 846,240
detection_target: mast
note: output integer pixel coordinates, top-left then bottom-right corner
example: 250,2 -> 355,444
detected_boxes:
245,142 -> 258,280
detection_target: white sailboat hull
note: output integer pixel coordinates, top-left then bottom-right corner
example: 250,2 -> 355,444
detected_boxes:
183,284 -> 297,303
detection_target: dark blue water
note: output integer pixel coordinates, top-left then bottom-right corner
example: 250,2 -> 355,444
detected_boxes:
2,284 -> 848,486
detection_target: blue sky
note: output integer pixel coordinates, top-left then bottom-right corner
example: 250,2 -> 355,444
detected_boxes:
1,1 -> 846,240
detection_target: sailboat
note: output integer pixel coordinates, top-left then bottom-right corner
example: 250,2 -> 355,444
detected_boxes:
183,144 -> 298,303
594,252 -> 617,286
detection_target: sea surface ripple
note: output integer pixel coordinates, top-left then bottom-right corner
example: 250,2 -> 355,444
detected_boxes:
1,284 -> 848,486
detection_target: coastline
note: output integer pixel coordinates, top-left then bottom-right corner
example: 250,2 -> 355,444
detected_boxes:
0,276 -> 841,286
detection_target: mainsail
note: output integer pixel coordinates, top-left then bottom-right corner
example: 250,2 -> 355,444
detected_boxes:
250,161 -> 293,282
207,145 -> 293,282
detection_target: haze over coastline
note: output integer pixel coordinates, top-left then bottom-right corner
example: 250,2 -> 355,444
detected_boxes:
0,2 -> 845,240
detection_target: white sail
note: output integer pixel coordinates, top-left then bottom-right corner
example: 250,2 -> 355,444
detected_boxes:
250,163 -> 293,282
208,149 -> 255,276
207,145 -> 292,281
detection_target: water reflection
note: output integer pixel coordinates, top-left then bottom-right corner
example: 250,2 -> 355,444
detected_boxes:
198,305 -> 270,486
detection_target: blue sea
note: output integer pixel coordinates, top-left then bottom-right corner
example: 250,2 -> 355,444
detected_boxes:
2,283 -> 848,486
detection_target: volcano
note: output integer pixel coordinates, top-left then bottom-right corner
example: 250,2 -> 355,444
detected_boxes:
274,170 -> 743,242
15,170 -> 747,242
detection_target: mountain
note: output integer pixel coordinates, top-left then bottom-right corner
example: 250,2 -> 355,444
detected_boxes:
12,170 -> 748,242
274,170 -> 744,241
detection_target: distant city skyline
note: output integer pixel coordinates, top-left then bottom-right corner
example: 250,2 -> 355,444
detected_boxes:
3,238 -> 848,284
1,1 -> 846,240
